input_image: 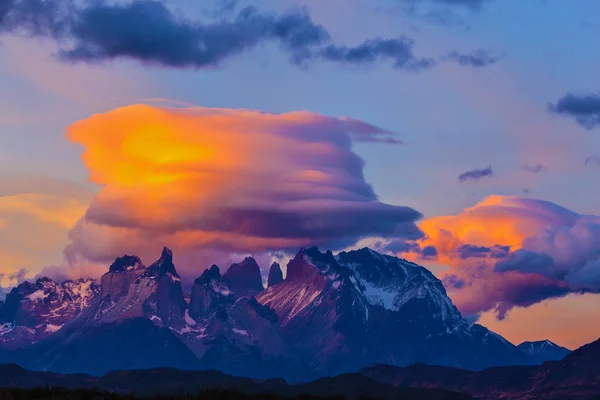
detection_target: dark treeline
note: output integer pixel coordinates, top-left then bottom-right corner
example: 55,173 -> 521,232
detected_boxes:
0,388 -> 353,400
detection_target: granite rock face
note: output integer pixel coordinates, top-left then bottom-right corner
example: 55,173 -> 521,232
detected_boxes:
222,257 -> 264,297
267,262 -> 284,287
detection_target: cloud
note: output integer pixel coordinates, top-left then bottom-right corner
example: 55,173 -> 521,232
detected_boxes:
0,175 -> 93,285
372,238 -> 436,259
432,0 -> 488,9
414,196 -> 600,318
318,37 -> 436,71
9,268 -> 27,285
0,0 -> 68,36
548,92 -> 600,130
0,0 -> 493,72
64,104 -> 423,273
585,156 -> 600,167
457,164 -> 494,183
444,50 -> 500,67
400,0 -> 489,11
0,273 -> 5,301
457,244 -> 509,259
523,164 -> 546,173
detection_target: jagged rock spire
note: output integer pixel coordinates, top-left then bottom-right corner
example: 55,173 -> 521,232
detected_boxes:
268,262 -> 283,287
223,257 -> 264,297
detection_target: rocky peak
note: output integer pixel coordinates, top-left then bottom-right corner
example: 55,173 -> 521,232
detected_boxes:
143,247 -> 179,280
517,339 -> 571,362
102,254 -> 147,299
189,264 -> 235,320
284,248 -> 332,286
108,255 -> 145,273
223,257 -> 264,297
195,265 -> 221,286
267,262 -> 283,287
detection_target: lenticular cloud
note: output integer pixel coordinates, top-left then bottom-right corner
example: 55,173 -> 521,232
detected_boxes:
405,195 -> 600,318
64,105 -> 422,267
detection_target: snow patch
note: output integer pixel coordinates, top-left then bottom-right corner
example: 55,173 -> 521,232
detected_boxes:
212,280 -> 231,296
184,310 -> 196,326
0,322 -> 14,336
27,290 -> 48,301
361,281 -> 397,311
45,324 -> 63,333
233,328 -> 249,336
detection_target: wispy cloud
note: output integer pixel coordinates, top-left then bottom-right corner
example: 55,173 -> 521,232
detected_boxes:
458,165 -> 494,183
522,164 -> 546,173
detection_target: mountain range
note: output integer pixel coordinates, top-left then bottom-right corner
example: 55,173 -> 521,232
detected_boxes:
0,246 -> 572,381
1,336 -> 599,399
362,335 -> 600,399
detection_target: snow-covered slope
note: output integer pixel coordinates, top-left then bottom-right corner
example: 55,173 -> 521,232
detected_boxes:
517,340 -> 571,363
257,247 -> 530,376
0,277 -> 99,348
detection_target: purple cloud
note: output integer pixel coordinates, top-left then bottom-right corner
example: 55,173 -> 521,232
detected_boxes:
523,164 -> 546,173
548,92 -> 600,130
458,165 -> 494,183
444,50 -> 500,67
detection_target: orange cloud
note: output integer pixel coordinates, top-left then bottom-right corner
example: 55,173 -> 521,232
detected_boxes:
379,195 -> 600,319
64,105 -> 422,274
0,176 -> 92,287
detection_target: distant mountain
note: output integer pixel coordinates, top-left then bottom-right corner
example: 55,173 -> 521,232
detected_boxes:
361,336 -> 600,399
517,339 -> 570,363
0,363 -> 472,400
0,277 -> 98,349
0,246 -> 565,381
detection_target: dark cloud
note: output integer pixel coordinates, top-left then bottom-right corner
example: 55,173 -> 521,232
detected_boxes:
523,164 -> 545,173
585,156 -> 600,166
457,244 -> 509,259
376,238 -> 421,254
319,37 -> 436,71
0,0 -> 496,71
494,249 -> 555,275
444,50 -> 500,67
457,165 -> 494,183
492,278 -> 571,319
566,259 -> 600,289
443,274 -> 465,289
0,0 -> 69,36
60,2 -> 329,68
548,92 -> 600,130
421,245 -> 438,257
373,239 -> 437,259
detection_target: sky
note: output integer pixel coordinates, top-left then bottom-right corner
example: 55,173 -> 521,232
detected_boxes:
1,0 -> 600,349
